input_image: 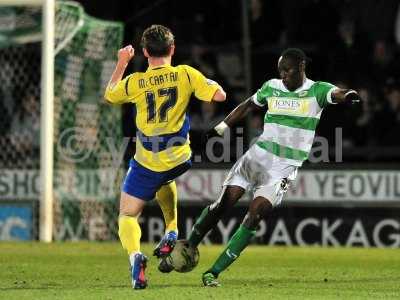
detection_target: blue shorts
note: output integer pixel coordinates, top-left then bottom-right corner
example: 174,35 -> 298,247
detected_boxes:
122,159 -> 192,201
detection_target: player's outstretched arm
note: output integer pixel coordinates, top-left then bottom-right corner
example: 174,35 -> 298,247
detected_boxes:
209,97 -> 261,137
331,88 -> 361,104
104,45 -> 134,103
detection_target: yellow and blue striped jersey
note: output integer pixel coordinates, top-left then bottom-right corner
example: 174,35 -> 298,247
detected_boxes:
105,63 -> 221,171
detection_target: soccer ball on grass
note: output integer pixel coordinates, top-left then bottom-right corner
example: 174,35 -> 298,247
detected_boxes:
168,239 -> 199,273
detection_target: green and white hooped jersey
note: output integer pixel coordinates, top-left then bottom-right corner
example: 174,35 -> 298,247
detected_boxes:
251,78 -> 337,166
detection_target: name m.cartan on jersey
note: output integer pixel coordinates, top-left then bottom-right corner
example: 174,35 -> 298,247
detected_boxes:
138,71 -> 179,88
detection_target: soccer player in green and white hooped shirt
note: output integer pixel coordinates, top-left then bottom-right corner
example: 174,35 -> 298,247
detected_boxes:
186,48 -> 361,287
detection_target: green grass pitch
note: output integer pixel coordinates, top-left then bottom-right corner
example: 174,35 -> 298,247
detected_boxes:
0,242 -> 399,299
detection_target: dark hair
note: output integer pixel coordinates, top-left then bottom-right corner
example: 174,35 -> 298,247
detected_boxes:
141,25 -> 174,57
281,48 -> 311,65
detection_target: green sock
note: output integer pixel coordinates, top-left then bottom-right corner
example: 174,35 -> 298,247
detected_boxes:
210,224 -> 256,276
188,207 -> 209,247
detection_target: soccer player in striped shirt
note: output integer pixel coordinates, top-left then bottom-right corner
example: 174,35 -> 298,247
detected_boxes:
104,24 -> 226,289
187,48 -> 361,287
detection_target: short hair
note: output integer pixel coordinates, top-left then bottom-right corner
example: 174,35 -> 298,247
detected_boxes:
281,48 -> 311,65
141,24 -> 174,57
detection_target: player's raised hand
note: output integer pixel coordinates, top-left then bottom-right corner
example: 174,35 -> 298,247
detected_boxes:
344,89 -> 361,104
118,45 -> 134,64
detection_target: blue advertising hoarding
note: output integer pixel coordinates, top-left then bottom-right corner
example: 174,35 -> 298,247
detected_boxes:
0,204 -> 33,240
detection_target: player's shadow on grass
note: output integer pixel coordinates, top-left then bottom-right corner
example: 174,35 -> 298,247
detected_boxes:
0,287 -> 53,291
225,277 -> 400,286
0,284 -> 128,291
150,282 -> 201,289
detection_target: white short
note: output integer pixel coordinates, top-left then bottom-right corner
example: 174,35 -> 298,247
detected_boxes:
223,144 -> 298,206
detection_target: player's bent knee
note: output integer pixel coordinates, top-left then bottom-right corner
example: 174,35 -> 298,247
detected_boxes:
242,197 -> 273,230
254,180 -> 288,207
209,185 -> 244,214
119,192 -> 146,217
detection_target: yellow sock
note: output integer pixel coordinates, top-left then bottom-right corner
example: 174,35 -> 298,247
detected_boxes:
156,181 -> 178,233
118,215 -> 141,255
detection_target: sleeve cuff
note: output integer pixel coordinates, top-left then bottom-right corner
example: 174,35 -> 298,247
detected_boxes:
327,87 -> 338,105
251,93 -> 264,107
197,83 -> 220,102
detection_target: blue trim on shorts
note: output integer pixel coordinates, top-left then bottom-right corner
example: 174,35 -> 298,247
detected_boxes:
122,158 -> 192,201
137,115 -> 190,152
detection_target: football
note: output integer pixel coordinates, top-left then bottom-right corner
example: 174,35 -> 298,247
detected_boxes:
169,239 -> 199,273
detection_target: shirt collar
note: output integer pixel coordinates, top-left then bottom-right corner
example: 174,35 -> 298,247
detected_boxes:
280,78 -> 312,93
294,78 -> 313,93
147,63 -> 170,70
